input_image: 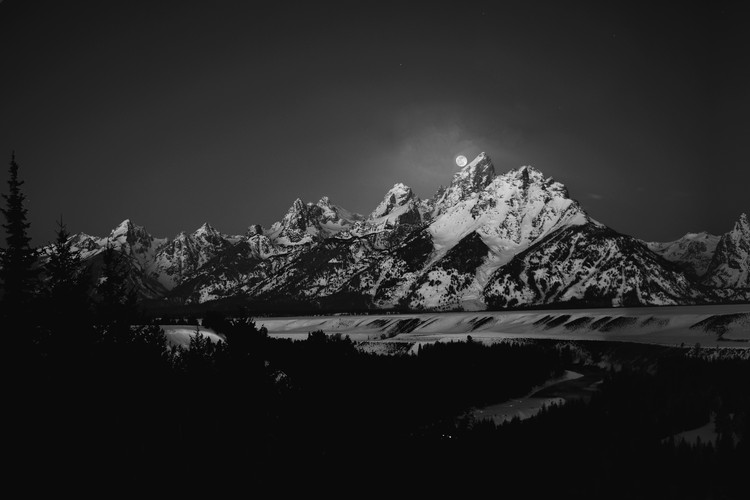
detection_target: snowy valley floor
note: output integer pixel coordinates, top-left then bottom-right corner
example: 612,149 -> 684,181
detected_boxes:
255,304 -> 750,348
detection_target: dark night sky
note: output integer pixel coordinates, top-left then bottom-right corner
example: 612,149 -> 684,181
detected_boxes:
1,0 -> 748,245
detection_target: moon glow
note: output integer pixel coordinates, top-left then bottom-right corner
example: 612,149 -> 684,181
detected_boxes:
455,155 -> 468,167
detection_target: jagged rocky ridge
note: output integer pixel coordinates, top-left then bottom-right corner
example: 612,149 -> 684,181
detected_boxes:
55,153 -> 749,310
702,213 -> 750,288
647,232 -> 720,279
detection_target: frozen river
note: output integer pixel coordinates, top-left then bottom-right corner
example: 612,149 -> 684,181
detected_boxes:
259,303 -> 750,348
468,370 -> 603,425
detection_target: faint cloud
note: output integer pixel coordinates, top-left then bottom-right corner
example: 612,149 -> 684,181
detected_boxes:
382,105 -> 525,195
587,193 -> 604,200
395,124 -> 484,181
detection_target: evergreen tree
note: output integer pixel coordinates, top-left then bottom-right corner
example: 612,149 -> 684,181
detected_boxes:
45,217 -> 89,319
0,152 -> 37,316
40,216 -> 95,355
96,243 -> 134,328
98,244 -> 125,304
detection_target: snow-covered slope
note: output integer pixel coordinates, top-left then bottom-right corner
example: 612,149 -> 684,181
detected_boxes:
647,232 -> 719,278
404,162 -> 594,310
402,231 -> 492,311
429,164 -> 591,264
703,213 -> 750,288
483,223 -> 702,308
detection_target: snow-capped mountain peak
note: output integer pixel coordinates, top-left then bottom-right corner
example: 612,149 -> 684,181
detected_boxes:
737,212 -> 749,234
433,152 -> 496,215
110,218 -> 137,239
290,198 -> 306,212
506,164 -> 542,184
428,161 -> 589,262
193,222 -> 219,238
149,222 -> 233,289
67,232 -> 101,257
315,196 -> 363,226
108,219 -> 162,250
267,196 -> 363,245
495,165 -> 569,198
43,151 -> 747,310
370,182 -> 417,220
316,196 -> 340,221
267,199 -> 317,244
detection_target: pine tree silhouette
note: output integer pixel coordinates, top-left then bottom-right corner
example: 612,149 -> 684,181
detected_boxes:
1,152 -> 37,321
45,217 -> 89,311
42,216 -> 93,349
96,243 -> 132,326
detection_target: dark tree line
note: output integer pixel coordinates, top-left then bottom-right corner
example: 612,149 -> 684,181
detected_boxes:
406,354 -> 750,499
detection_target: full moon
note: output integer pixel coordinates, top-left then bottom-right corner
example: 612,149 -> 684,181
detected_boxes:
455,155 -> 468,167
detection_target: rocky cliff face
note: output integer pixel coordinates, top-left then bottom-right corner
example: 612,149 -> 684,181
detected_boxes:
266,197 -> 363,246
647,232 -> 720,278
703,213 -> 750,288
149,223 -> 233,288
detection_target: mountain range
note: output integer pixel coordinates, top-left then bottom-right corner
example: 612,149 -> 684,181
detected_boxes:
55,153 -> 749,312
